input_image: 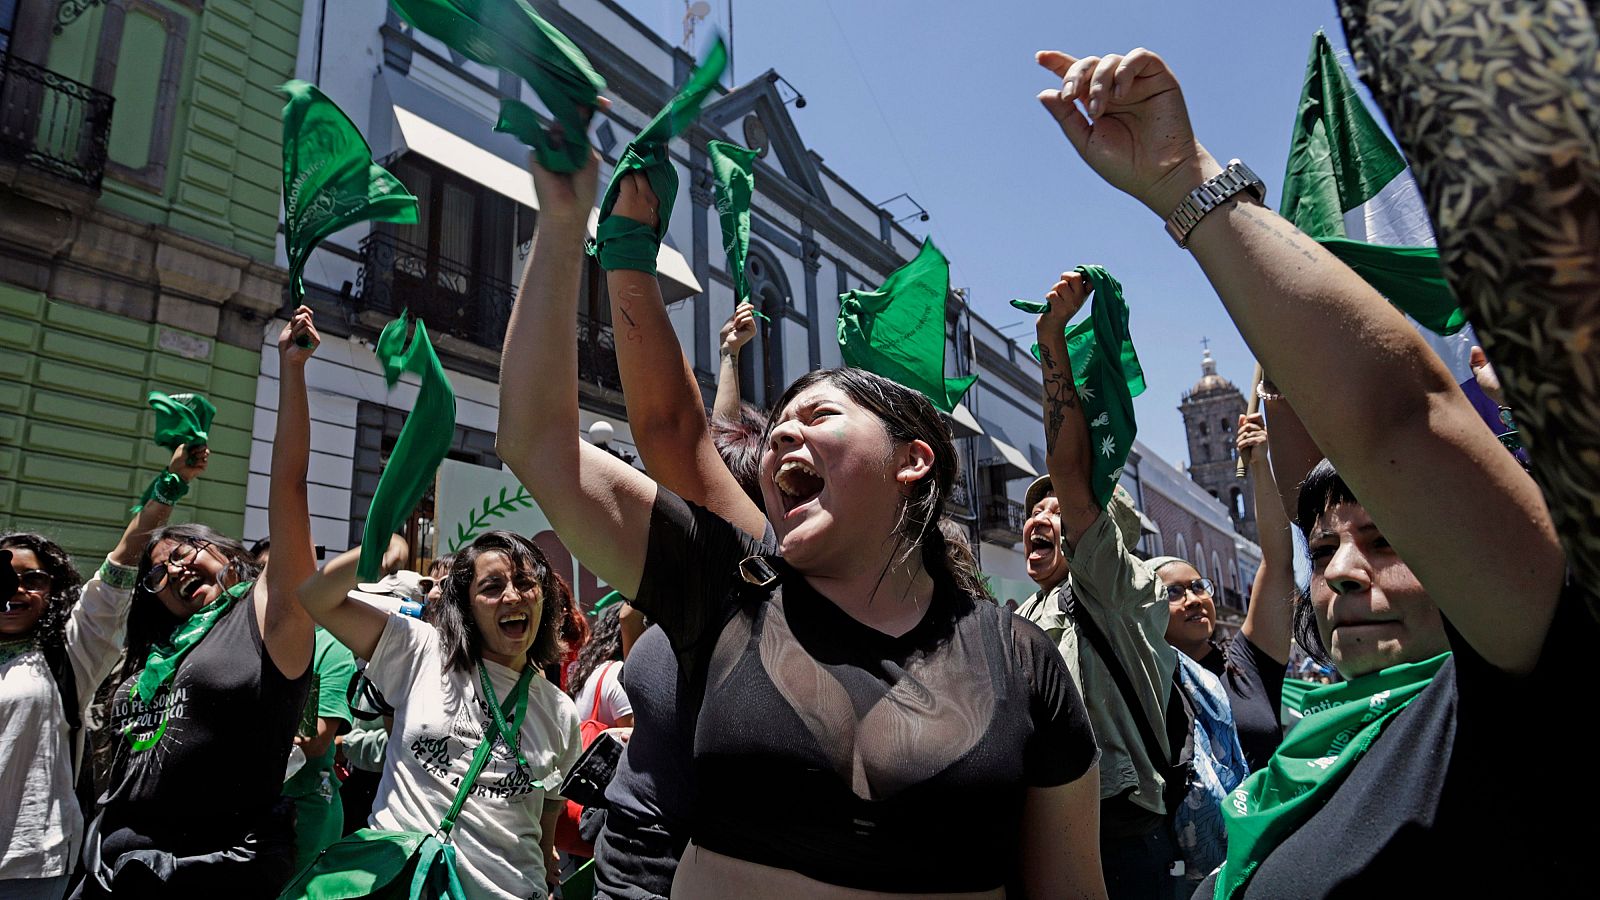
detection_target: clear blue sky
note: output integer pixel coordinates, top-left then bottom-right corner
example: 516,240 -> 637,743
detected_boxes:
614,0 -> 1352,467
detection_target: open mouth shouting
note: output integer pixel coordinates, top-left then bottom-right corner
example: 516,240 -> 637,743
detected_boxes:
497,609 -> 531,641
2,597 -> 33,614
1026,532 -> 1057,563
175,574 -> 209,606
775,458 -> 825,517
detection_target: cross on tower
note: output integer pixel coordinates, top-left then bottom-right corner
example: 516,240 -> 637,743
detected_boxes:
1200,336 -> 1212,352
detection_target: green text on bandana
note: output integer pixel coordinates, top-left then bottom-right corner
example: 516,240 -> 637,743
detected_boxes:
591,37 -> 727,274
1215,652 -> 1450,898
281,81 -> 418,302
358,314 -> 457,582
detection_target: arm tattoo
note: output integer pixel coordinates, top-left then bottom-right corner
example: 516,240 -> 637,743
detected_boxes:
1039,343 -> 1077,455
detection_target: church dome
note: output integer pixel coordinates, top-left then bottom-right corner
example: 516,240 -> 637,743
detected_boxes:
1191,349 -> 1233,395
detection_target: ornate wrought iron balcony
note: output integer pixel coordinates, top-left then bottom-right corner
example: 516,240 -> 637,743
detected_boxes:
356,231 -> 621,392
0,51 -> 113,190
979,495 -> 1026,544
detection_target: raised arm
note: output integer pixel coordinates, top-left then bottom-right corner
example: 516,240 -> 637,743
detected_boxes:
296,533 -> 408,661
713,302 -> 756,421
108,443 -> 210,568
1034,272 -> 1098,547
253,306 -> 320,680
1039,48 -> 1563,673
1236,413 -> 1293,665
604,174 -> 766,538
1257,383 -> 1321,522
496,154 -> 655,600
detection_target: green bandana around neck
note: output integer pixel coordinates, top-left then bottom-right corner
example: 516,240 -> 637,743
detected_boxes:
836,237 -> 977,414
1214,651 -> 1451,898
148,391 -> 216,450
478,661 -> 536,771
130,579 -> 255,705
709,139 -> 758,307
281,80 -> 419,302
387,0 -> 605,174
0,636 -> 37,668
1014,265 -> 1145,508
357,314 -> 457,582
591,37 -> 727,274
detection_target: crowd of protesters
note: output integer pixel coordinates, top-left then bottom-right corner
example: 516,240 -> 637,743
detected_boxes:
4,4 -> 1597,898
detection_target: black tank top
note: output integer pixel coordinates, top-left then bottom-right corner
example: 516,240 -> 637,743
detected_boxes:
634,490 -> 1097,893
100,589 -> 309,853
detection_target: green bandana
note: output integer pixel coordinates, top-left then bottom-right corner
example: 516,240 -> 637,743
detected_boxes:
357,313 -> 457,582
591,37 -> 727,274
130,470 -> 189,515
709,139 -> 758,305
1318,238 -> 1467,336
1014,266 -> 1145,508
1215,652 -> 1450,898
130,579 -> 254,706
388,0 -> 605,174
837,238 -> 978,414
0,637 -> 36,668
147,391 -> 216,450
590,590 -> 624,616
281,80 -> 419,302
478,661 -> 536,771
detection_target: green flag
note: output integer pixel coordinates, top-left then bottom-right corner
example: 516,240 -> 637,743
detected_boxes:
1279,31 -> 1465,336
281,81 -> 418,302
358,313 -> 457,582
147,391 -> 216,450
591,37 -> 727,274
837,238 -> 977,414
1013,266 -> 1145,508
709,139 -> 758,305
388,0 -> 606,174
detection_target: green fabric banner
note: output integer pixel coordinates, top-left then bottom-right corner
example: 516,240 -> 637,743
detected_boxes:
1013,266 -> 1145,508
591,37 -> 727,274
709,139 -> 758,305
358,314 -> 457,582
1216,652 -> 1449,898
388,0 -> 606,174
281,81 -> 418,302
837,237 -> 977,414
147,391 -> 216,450
1320,238 -> 1468,335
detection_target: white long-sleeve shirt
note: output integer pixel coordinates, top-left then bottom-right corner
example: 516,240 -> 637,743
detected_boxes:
0,559 -> 134,879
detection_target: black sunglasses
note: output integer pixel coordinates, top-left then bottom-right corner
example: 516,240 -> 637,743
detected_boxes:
143,538 -> 219,594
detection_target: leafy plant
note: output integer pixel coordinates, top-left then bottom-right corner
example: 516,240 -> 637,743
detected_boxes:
447,485 -> 535,552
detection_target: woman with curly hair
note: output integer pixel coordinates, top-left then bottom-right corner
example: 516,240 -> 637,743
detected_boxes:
296,530 -> 582,900
0,446 -> 204,900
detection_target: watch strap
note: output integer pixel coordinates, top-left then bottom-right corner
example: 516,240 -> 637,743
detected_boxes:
1164,160 -> 1266,247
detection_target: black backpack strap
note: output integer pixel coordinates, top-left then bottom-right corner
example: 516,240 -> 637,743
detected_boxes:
43,643 -> 82,768
1072,600 -> 1190,814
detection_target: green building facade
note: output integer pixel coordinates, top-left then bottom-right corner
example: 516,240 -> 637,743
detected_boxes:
0,0 -> 302,569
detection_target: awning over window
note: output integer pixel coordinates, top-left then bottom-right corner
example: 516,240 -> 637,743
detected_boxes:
945,402 -> 984,439
975,415 -> 1038,480
391,106 -> 702,302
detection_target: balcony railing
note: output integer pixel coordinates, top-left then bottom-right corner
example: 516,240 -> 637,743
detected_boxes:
0,51 -> 113,190
979,495 -> 1025,544
947,472 -> 971,513
356,231 -> 621,391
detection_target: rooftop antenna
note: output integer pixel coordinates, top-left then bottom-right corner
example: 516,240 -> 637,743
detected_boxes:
682,1 -> 711,50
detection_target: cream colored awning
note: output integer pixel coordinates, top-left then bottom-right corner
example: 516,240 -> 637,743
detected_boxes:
392,106 -> 702,301
945,402 -> 984,439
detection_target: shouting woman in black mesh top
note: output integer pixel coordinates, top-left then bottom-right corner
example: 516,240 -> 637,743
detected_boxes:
497,150 -> 1106,898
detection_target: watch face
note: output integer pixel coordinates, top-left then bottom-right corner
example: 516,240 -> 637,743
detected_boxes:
742,115 -> 770,159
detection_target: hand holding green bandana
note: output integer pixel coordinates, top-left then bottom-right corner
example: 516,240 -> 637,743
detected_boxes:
388,0 -> 606,174
836,238 -> 977,414
148,391 -> 216,450
709,139 -> 767,319
1215,653 -> 1450,898
1019,266 -> 1145,508
281,81 -> 418,302
591,37 -> 727,274
357,314 -> 457,582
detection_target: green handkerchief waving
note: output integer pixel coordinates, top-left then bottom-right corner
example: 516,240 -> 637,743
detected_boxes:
147,391 -> 216,450
281,81 -> 418,302
358,314 -> 457,582
1021,266 -> 1145,508
709,139 -> 758,305
388,0 -> 606,174
592,37 -> 728,274
836,238 -> 977,414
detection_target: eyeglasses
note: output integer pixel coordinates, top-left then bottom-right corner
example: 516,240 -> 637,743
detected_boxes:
1164,578 -> 1214,603
11,569 -> 52,596
143,539 -> 217,594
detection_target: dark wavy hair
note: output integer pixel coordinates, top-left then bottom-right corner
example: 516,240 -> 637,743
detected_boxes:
1292,458 -> 1361,665
0,532 -> 84,659
425,531 -> 565,674
766,368 -> 992,607
568,603 -> 623,699
712,401 -> 770,511
125,523 -> 257,674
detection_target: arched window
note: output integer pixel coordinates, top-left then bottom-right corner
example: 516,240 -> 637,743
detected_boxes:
1230,487 -> 1244,520
1174,533 -> 1187,566
1194,543 -> 1206,578
1199,421 -> 1210,436
739,243 -> 796,408
1212,551 -> 1223,595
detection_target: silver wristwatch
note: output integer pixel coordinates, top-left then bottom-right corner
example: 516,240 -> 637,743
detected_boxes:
1163,159 -> 1266,247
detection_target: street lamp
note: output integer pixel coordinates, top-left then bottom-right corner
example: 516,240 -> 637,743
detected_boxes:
587,420 -> 637,466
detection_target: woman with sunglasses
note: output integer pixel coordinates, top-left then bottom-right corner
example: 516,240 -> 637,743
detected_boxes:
74,308 -> 323,899
0,445 -> 206,900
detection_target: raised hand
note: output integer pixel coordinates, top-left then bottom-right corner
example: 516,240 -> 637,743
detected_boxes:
720,301 -> 758,356
1036,270 -> 1090,339
527,147 -> 602,232
278,305 -> 320,366
1036,48 -> 1214,216
1236,412 -> 1268,467
614,171 -> 661,231
169,442 -> 210,483
1469,345 -> 1505,406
